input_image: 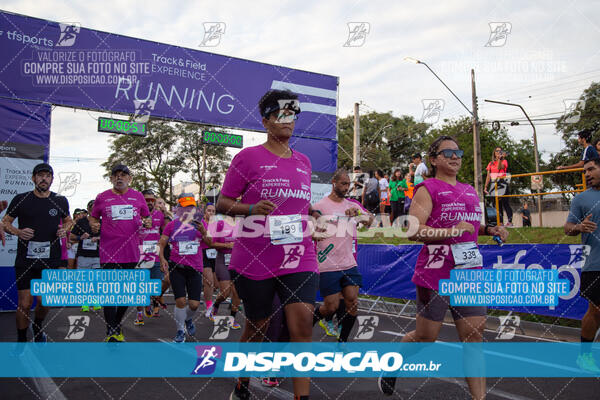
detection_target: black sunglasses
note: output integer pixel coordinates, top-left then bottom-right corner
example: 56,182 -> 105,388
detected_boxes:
436,149 -> 464,159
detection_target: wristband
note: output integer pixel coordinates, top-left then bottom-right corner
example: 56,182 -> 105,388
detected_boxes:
248,204 -> 253,215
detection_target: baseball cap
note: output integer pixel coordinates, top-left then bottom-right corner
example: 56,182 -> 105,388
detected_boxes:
177,193 -> 197,208
87,200 -> 95,209
111,164 -> 131,175
32,163 -> 53,175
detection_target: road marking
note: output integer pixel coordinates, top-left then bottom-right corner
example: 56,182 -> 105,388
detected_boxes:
21,345 -> 68,400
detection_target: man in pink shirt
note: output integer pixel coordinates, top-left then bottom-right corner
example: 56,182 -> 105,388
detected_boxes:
313,169 -> 373,342
90,164 -> 151,342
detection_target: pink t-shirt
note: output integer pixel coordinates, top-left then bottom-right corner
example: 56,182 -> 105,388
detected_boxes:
139,209 -> 165,263
220,145 -> 318,280
201,219 -> 216,250
314,196 -> 368,272
412,178 -> 483,291
91,188 -> 150,264
162,219 -> 204,271
213,219 -> 237,255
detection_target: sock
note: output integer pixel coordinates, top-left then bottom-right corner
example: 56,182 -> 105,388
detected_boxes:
230,309 -> 237,318
339,314 -> 357,342
335,299 -> 346,326
581,336 -> 594,355
32,317 -> 44,339
137,311 -> 143,318
206,300 -> 213,310
313,306 -> 324,326
235,378 -> 250,395
325,313 -> 333,323
185,305 -> 196,321
174,307 -> 186,331
294,396 -> 309,400
17,328 -> 27,342
213,301 -> 221,313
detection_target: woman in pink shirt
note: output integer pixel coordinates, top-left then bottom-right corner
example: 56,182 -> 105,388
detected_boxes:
217,89 -> 320,400
484,147 -> 513,226
378,136 -> 508,398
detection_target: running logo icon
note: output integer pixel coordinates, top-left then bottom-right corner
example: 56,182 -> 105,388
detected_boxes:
425,245 -> 449,269
496,315 -> 520,340
199,22 -> 226,47
65,315 -> 90,340
56,23 -> 80,47
568,245 -> 590,269
343,22 -> 370,47
133,99 -> 156,123
354,315 -> 379,340
58,172 -> 81,197
191,345 -> 222,375
421,99 -> 445,124
281,244 -> 305,269
563,99 -> 586,124
210,316 -> 232,340
485,22 -> 512,47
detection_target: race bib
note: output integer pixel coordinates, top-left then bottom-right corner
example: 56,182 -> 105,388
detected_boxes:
81,238 -> 98,250
205,248 -> 217,259
451,242 -> 483,269
27,241 -> 50,259
224,253 -> 232,265
111,204 -> 134,221
179,241 -> 199,255
269,214 -> 302,245
142,240 -> 158,254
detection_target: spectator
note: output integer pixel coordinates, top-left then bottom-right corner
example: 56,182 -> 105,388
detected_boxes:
389,169 -> 404,225
376,169 -> 389,221
361,170 -> 380,214
558,129 -> 599,170
400,172 -> 414,215
593,138 -> 600,154
521,202 -> 532,227
410,153 -> 428,185
484,146 -> 513,226
350,166 -> 365,201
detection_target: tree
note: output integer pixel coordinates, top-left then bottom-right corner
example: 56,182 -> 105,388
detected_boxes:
337,111 -> 429,174
549,81 -> 600,191
177,123 -> 231,195
102,119 -> 186,204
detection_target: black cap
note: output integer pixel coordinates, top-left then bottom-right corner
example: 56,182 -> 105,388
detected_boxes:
111,164 -> 130,175
73,208 -> 83,215
412,153 -> 422,159
32,163 -> 53,175
87,200 -> 95,209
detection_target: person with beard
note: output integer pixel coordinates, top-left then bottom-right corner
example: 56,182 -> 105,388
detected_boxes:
89,164 -> 151,342
312,169 -> 373,342
2,163 -> 72,342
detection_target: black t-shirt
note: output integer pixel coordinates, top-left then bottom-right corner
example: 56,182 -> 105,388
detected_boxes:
521,209 -> 531,219
72,217 -> 100,258
7,191 -> 69,268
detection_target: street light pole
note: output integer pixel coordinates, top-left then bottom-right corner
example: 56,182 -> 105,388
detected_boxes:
484,99 -> 543,227
405,57 -> 483,200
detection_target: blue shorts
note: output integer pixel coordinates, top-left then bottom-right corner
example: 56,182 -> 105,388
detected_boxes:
319,266 -> 363,297
150,262 -> 164,280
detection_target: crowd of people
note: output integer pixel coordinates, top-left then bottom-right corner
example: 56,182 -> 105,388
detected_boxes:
3,87 -> 600,399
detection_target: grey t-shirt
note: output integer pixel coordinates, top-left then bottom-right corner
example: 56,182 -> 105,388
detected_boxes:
365,177 -> 379,194
566,188 -> 600,271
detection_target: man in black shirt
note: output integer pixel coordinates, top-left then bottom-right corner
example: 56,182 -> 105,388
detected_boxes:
2,163 -> 72,342
70,200 -> 101,311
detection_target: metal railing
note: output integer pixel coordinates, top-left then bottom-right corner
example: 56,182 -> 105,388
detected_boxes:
492,168 -> 585,227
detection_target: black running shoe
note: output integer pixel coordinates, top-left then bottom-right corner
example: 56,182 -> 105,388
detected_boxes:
378,376 -> 396,396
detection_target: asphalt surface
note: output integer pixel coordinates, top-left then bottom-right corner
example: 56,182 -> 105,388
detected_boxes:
1,298 -> 598,400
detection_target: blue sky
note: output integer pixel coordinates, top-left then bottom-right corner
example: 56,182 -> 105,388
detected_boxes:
1,0 -> 598,208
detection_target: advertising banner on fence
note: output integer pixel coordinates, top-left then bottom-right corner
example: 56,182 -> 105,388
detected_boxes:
357,244 -> 590,320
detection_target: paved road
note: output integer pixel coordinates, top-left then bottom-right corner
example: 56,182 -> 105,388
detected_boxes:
0,300 -> 598,400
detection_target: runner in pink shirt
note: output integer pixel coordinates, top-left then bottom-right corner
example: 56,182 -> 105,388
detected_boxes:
89,164 -> 151,342
134,189 -> 166,325
313,169 -> 373,343
209,216 -> 241,329
159,194 -> 225,343
217,89 -> 321,400
378,136 -> 508,398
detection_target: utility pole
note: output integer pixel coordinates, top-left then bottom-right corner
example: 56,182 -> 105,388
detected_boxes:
353,102 -> 360,168
201,143 -> 207,199
471,70 -> 483,200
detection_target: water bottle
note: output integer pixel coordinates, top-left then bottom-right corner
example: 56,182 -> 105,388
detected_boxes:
493,235 -> 503,246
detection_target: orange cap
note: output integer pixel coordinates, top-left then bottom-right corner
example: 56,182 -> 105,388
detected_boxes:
177,196 -> 197,208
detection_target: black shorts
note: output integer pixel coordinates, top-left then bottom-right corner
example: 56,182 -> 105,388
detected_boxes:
15,259 -> 66,291
202,249 -> 216,271
319,266 -> 363,297
416,285 -> 487,322
169,262 -> 202,301
101,262 -> 138,269
581,271 -> 600,306
231,270 -> 318,320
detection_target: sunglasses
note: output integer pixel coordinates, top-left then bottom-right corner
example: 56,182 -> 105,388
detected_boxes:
145,198 -> 155,202
435,149 -> 464,159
